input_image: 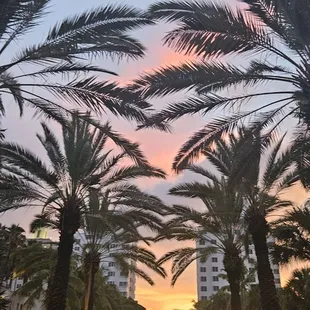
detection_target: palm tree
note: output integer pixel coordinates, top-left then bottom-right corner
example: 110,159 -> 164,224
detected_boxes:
133,0 -> 310,173
158,135 -> 248,310
12,243 -> 84,309
0,114 -> 166,310
208,131 -> 295,310
161,130 -> 295,310
0,1 -> 154,124
281,268 -> 310,310
33,188 -> 167,310
0,225 -> 25,288
271,203 -> 310,264
80,192 -> 166,310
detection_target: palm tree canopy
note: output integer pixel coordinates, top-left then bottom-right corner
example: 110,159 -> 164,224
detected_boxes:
271,204 -> 310,264
132,0 -> 310,172
0,112 -> 166,213
74,189 -> 167,285
0,1 -> 154,123
157,133 -> 251,285
281,268 -> 310,310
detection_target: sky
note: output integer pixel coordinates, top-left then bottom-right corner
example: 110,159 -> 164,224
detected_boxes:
1,1 -> 309,310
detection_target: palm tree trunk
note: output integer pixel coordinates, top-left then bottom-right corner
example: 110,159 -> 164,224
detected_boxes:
84,253 -> 100,310
46,206 -> 80,310
250,215 -> 280,310
223,247 -> 242,310
46,230 -> 74,310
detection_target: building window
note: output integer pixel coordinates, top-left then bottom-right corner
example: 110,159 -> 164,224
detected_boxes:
18,277 -> 23,280
108,281 -> 114,285
199,239 -> 205,245
201,286 -> 207,292
248,258 -> 255,264
201,296 -> 208,300
200,267 -> 206,272
213,286 -> 219,292
16,284 -> 22,288
119,282 -> 128,287
213,276 -> 219,282
108,272 -> 115,277
211,257 -> 218,263
249,249 -> 253,254
212,267 -> 218,272
74,246 -> 79,251
108,262 -> 115,267
274,269 -> 279,275
200,276 -> 207,282
210,239 -> 217,245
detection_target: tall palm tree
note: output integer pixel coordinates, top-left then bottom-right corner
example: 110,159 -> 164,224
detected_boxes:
161,130 -> 295,310
80,192 -> 166,310
0,114 -> 166,310
12,243 -> 84,309
271,203 -> 310,264
133,0 -> 310,173
33,188 -> 167,310
211,131 -> 295,310
0,1 -> 154,124
158,135 -> 248,310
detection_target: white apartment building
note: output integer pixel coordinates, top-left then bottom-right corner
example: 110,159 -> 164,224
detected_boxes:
196,234 -> 281,301
73,230 -> 136,299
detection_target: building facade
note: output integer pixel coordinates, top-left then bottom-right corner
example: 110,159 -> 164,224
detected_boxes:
73,230 -> 136,299
196,234 -> 281,301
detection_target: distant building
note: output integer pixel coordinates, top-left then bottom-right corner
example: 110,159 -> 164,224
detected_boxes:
9,229 -> 137,309
196,234 -> 281,301
73,230 -> 136,299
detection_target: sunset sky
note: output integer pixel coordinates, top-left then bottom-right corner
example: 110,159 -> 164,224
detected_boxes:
1,1 -> 309,310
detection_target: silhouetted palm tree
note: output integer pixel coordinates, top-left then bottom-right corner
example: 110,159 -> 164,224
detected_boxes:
158,134 -> 251,310
281,268 -> 310,310
0,114 -> 165,310
0,1 -> 154,124
32,188 -> 166,310
272,203 -> 310,264
133,0 -> 310,177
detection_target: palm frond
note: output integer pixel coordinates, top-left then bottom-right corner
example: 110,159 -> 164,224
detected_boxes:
11,4 -> 154,65
149,0 -> 271,58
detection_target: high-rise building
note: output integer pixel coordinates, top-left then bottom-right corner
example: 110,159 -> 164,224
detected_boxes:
196,234 -> 281,301
73,231 -> 136,299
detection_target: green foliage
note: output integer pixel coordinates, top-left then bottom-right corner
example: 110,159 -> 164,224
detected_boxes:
0,114 -> 166,309
12,242 -> 146,310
